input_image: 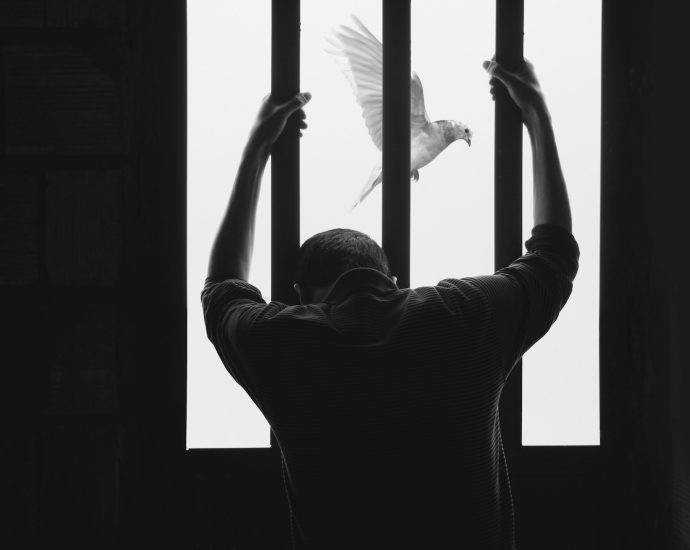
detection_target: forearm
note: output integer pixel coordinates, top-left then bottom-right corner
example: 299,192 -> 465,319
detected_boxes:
205,91 -> 309,282
525,104 -> 572,233
207,141 -> 270,281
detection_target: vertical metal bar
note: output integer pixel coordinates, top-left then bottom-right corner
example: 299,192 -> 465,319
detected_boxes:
382,0 -> 411,289
271,0 -> 300,305
495,0 -> 524,453
271,0 -> 300,449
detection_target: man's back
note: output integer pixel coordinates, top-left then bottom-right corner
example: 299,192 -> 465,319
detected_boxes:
202,225 -> 578,548
203,57 -> 577,548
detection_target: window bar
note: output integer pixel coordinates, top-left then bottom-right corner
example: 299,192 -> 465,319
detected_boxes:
271,0 -> 301,305
382,0 -> 411,289
271,0 -> 301,448
495,0 -> 524,454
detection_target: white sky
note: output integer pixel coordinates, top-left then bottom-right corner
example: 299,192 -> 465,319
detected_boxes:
187,0 -> 600,448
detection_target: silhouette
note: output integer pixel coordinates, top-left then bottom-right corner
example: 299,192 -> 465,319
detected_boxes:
325,16 -> 473,209
203,58 -> 577,548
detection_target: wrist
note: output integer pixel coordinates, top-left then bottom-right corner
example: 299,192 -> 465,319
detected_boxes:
523,95 -> 549,127
524,104 -> 552,140
243,136 -> 271,163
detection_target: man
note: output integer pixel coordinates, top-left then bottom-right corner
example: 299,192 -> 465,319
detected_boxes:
202,58 -> 578,549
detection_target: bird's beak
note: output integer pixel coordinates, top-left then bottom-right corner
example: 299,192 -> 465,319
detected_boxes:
466,137 -> 471,147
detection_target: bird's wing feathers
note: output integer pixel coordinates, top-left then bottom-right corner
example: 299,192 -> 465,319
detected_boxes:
328,16 -> 432,150
411,71 -> 431,129
328,16 -> 442,209
327,16 -> 384,150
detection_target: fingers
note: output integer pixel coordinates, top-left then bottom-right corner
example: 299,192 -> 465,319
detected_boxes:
285,93 -> 310,137
483,59 -> 514,86
295,105 -> 308,137
298,110 -> 308,137
489,76 -> 499,101
280,91 -> 312,114
273,92 -> 311,137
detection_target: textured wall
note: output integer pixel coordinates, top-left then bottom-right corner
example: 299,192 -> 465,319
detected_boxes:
0,2 -> 126,548
0,1 -> 688,549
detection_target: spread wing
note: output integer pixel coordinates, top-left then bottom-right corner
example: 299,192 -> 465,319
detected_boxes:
411,71 -> 431,130
325,15 -> 384,150
326,15 -> 431,150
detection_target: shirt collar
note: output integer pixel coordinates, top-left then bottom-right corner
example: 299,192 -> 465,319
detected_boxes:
323,267 -> 398,304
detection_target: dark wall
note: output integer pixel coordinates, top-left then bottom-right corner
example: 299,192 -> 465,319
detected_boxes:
0,1 -> 688,549
600,1 -> 690,548
0,1 -> 188,548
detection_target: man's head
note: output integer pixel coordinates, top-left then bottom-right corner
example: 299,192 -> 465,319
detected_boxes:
293,228 -> 393,304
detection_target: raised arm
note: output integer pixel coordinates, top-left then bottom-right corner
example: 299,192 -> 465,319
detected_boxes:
483,58 -> 572,233
207,92 -> 311,282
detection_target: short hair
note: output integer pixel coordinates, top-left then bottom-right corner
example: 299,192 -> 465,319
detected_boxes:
294,228 -> 390,287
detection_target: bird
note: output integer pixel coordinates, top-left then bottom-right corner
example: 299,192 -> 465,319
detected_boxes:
325,15 -> 473,209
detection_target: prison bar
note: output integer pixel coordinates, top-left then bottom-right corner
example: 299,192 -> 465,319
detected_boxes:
382,0 -> 412,289
271,0 -> 301,305
269,0 -> 523,444
270,0 -> 301,450
495,0 -> 525,454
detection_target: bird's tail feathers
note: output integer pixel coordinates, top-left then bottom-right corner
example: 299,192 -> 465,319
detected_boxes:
350,169 -> 382,211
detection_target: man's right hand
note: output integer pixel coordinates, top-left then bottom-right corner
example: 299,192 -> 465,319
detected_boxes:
247,92 -> 311,155
483,57 -> 547,123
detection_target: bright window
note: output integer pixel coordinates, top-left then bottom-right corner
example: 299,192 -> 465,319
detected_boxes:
521,0 -> 600,445
187,0 -> 272,448
187,0 -> 600,448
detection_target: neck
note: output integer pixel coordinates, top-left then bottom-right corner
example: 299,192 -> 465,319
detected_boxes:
436,120 -> 460,145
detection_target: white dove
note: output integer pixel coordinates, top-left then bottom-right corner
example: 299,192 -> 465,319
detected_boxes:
326,15 -> 473,209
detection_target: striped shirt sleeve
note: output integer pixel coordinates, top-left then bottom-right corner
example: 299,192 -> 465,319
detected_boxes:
454,224 -> 579,377
200,277 -> 284,410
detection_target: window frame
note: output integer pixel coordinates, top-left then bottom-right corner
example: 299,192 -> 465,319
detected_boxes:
185,0 -> 604,544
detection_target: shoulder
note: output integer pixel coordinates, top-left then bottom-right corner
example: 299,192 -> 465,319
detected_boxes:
425,277 -> 499,320
202,277 -> 265,305
200,278 -> 290,344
